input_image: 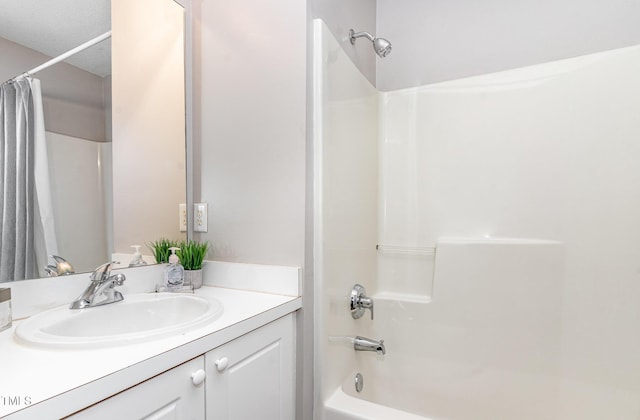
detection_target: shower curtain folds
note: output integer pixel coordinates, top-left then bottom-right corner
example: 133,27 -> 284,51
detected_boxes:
0,79 -> 36,281
0,78 -> 57,281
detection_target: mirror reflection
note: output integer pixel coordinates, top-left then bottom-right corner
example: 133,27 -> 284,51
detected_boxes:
0,0 -> 186,282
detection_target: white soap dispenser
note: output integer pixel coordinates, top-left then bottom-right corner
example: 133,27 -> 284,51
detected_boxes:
128,245 -> 148,267
164,247 -> 184,291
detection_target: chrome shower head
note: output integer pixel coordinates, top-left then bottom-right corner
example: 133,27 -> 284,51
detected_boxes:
349,29 -> 392,58
373,37 -> 392,58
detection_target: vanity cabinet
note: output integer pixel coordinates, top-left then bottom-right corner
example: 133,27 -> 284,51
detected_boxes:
65,315 -> 294,420
205,314 -> 294,420
68,356 -> 206,419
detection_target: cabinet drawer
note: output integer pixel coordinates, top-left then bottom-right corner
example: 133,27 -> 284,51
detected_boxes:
68,356 -> 206,420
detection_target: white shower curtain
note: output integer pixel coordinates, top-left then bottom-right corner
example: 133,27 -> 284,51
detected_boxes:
0,77 -> 57,281
30,78 -> 58,276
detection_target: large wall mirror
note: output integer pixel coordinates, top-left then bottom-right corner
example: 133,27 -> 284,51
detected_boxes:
0,0 -> 187,282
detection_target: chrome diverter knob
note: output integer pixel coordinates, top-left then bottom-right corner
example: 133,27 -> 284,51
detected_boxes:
350,284 -> 374,320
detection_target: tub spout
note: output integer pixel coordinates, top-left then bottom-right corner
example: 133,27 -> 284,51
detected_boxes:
354,336 -> 385,355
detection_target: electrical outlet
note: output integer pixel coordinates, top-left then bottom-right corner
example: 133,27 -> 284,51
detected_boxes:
194,203 -> 208,232
179,203 -> 187,232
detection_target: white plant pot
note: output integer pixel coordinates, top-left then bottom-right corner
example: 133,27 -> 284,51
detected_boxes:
184,269 -> 203,289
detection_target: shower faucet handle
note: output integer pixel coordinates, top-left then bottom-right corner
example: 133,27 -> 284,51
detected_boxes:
350,284 -> 374,320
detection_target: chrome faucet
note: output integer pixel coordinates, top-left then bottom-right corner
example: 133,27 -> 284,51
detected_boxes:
70,261 -> 126,309
44,255 -> 75,277
354,336 -> 385,355
350,284 -> 374,320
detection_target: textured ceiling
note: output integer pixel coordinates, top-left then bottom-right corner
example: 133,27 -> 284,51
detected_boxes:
0,0 -> 111,77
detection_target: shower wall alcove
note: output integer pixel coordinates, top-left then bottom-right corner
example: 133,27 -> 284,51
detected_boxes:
314,18 -> 640,420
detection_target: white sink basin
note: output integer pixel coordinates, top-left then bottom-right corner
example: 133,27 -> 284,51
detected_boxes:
15,293 -> 223,349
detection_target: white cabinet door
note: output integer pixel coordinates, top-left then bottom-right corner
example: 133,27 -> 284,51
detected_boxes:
68,356 -> 206,420
205,315 -> 294,420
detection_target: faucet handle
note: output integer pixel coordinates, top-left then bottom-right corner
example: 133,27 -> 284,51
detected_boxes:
350,284 -> 374,320
110,273 -> 126,286
48,255 -> 75,275
359,296 -> 374,320
90,261 -> 119,282
44,265 -> 58,277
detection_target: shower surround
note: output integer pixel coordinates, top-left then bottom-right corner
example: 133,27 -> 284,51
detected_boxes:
314,19 -> 640,420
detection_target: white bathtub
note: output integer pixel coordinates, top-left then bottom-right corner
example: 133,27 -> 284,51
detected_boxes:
322,361 -> 429,420
325,351 -> 560,420
323,351 -> 640,420
324,385 -> 427,420
325,353 -> 554,420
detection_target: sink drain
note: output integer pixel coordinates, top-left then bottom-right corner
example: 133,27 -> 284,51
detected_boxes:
354,372 -> 364,393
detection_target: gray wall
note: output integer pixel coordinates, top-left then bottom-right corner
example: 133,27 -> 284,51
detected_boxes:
311,0 -> 377,86
0,37 -> 107,142
377,0 -> 640,91
196,0 -> 307,268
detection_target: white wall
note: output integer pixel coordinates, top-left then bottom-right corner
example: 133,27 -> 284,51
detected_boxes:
380,47 -> 640,247
111,0 -> 186,253
375,45 -> 640,416
377,0 -> 640,90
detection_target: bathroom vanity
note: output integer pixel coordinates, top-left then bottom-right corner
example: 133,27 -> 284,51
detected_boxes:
69,314 -> 293,419
0,262 -> 301,419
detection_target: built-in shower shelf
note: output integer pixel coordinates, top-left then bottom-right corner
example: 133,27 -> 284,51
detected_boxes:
376,245 -> 436,300
376,244 -> 436,256
373,291 -> 432,304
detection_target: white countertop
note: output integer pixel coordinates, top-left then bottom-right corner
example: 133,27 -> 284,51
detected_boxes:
0,262 -> 302,419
